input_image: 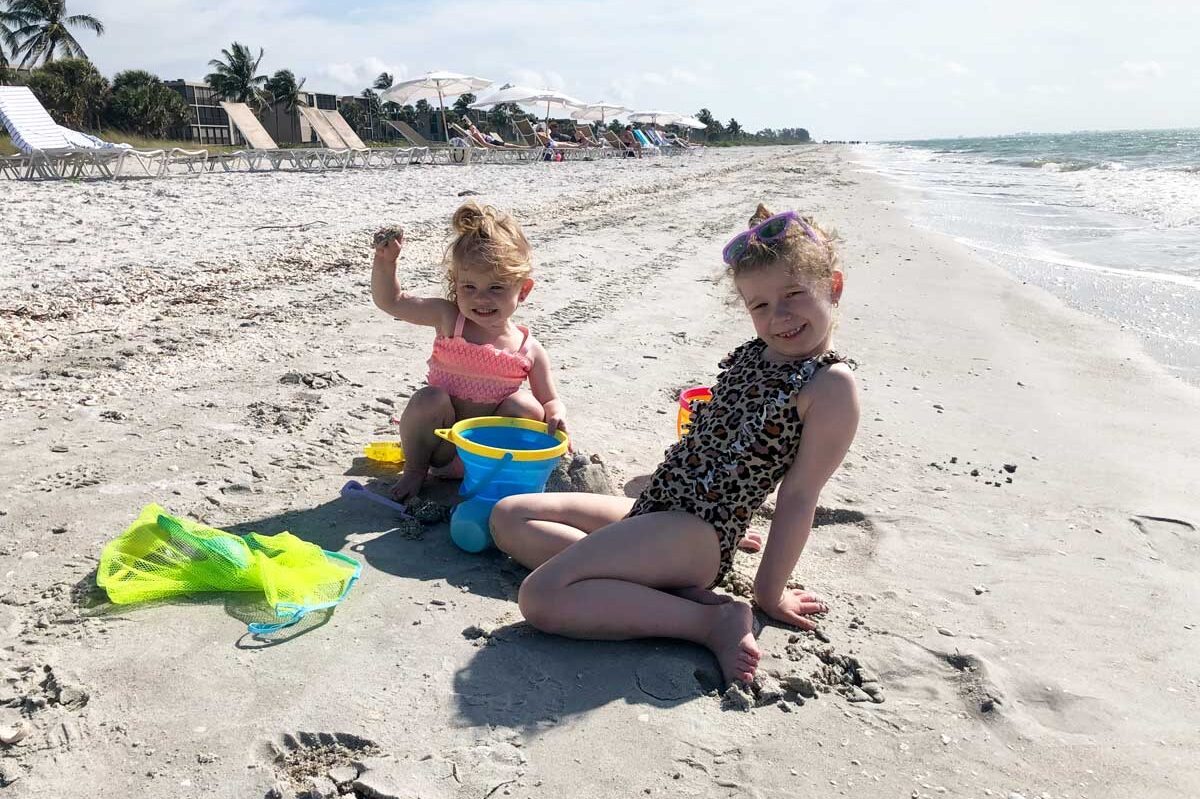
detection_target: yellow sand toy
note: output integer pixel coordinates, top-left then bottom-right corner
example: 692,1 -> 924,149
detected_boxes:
363,441 -> 405,465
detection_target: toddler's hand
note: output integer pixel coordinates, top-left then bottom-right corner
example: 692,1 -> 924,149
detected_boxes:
758,588 -> 828,631
372,226 -> 404,261
545,412 -> 569,443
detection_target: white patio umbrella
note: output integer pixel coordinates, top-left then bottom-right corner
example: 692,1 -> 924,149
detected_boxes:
382,70 -> 493,141
628,110 -> 679,126
673,115 -> 708,130
570,101 -> 631,128
520,90 -> 588,123
472,86 -> 586,122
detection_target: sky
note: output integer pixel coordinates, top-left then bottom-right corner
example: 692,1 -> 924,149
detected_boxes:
62,0 -> 1200,141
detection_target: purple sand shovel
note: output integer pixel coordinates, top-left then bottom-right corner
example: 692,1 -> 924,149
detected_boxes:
340,480 -> 414,519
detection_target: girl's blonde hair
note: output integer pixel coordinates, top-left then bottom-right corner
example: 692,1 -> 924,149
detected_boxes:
444,201 -> 533,301
728,203 -> 840,285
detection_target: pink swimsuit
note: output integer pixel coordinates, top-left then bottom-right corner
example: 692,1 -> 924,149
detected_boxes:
427,313 -> 534,404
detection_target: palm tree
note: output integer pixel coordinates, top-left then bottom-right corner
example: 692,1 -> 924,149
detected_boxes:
360,88 -> 384,139
263,68 -> 306,141
205,42 -> 268,106
1,7 -> 20,71
452,92 -> 475,116
6,0 -> 103,68
372,72 -> 393,91
726,118 -> 742,138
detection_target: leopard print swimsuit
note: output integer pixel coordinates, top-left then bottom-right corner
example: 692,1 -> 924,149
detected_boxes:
628,339 -> 849,586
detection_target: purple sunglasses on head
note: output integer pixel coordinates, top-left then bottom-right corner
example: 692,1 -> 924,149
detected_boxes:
721,211 -> 821,266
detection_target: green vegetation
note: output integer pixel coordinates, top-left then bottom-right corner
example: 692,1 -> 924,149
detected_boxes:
108,69 -> 189,138
25,56 -> 106,127
2,0 -> 102,68
204,42 -> 267,106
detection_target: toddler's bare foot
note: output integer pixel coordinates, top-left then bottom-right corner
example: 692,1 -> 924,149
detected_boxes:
737,531 -> 764,552
704,600 -> 760,684
390,469 -> 427,502
429,456 -> 465,480
671,586 -> 732,605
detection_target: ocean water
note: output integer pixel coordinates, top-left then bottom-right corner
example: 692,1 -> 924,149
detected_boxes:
853,129 -> 1200,385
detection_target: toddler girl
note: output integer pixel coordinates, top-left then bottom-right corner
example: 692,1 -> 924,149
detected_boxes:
371,202 -> 567,501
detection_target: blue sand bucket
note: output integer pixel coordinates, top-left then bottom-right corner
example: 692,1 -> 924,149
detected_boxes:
434,417 -> 569,552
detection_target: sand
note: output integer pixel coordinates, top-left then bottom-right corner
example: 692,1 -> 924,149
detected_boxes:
0,147 -> 1197,798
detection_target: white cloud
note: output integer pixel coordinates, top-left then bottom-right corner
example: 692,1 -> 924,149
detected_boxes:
943,60 -> 970,76
669,68 -> 699,85
318,58 -> 407,94
1104,60 -> 1167,92
789,70 -> 818,92
1120,60 -> 1164,78
1028,84 -> 1068,96
508,68 -> 566,91
846,65 -> 868,78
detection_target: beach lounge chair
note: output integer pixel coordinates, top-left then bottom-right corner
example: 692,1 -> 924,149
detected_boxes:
604,130 -> 639,158
0,85 -> 206,179
447,121 -> 542,163
220,101 -> 349,171
322,110 -> 424,167
386,120 -> 476,165
514,118 -> 596,161
631,128 -> 662,156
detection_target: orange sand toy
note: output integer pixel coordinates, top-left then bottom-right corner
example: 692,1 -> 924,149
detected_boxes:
677,386 -> 713,440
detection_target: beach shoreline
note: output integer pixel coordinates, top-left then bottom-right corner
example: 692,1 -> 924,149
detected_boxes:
1,147 -> 1197,798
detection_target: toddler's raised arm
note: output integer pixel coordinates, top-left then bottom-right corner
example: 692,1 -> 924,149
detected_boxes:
371,229 -> 455,329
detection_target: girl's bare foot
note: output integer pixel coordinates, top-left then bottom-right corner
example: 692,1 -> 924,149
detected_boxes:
671,586 -> 732,605
704,601 -> 761,684
390,468 -> 427,502
737,531 -> 764,552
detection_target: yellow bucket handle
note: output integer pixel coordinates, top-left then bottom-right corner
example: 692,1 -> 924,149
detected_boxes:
430,418 -> 567,462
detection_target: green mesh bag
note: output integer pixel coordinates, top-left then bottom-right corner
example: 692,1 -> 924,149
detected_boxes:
97,505 -> 361,635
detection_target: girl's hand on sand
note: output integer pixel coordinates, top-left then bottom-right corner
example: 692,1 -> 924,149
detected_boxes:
760,589 -> 828,631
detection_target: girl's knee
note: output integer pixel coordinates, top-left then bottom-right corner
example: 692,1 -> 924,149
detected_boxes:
403,386 -> 452,417
496,392 -> 543,420
517,570 -> 560,632
489,496 -> 523,552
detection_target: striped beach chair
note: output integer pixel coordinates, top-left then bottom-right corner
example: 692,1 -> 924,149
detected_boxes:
0,85 -> 206,179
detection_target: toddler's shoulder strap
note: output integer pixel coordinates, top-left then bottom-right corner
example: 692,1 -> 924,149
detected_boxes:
515,326 -> 533,356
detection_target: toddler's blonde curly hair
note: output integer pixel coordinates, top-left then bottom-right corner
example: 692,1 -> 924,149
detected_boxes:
444,201 -> 533,302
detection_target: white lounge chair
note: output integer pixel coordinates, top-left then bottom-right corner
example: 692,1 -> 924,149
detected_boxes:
219,101 -> 349,172
386,120 -> 477,165
0,85 -> 206,179
321,109 -> 423,168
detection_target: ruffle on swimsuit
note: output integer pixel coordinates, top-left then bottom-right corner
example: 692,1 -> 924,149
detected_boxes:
427,313 -> 534,404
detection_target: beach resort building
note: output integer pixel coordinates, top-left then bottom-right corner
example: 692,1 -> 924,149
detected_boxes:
165,79 -> 343,146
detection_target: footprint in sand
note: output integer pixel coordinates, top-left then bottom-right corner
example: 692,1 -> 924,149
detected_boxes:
936,650 -> 1006,719
1129,514 -> 1198,564
262,731 -> 379,799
